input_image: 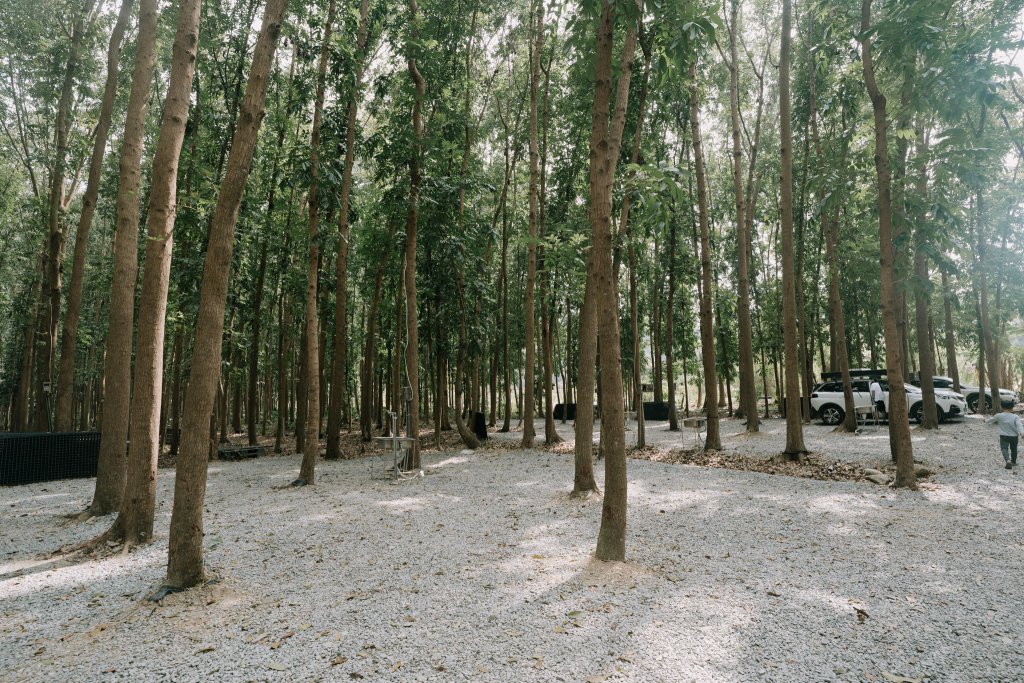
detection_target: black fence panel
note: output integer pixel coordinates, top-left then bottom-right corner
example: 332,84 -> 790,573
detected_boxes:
0,432 -> 101,486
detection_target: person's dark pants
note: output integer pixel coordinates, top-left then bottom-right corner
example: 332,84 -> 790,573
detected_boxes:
875,400 -> 886,417
999,435 -> 1018,464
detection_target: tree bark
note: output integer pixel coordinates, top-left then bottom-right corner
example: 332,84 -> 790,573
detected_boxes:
520,0 -> 543,448
55,0 -> 133,431
912,129 -> 938,429
33,0 -> 98,432
592,0 -> 637,561
166,0 -> 289,588
327,0 -> 370,459
941,269 -> 960,392
728,0 -> 757,432
689,62 -> 721,451
88,0 -> 158,516
111,0 -> 203,544
780,0 -> 806,456
298,0 -> 336,483
861,0 -> 915,487
404,0 -> 426,469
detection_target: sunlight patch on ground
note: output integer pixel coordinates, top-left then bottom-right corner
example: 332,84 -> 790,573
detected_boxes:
426,456 -> 469,469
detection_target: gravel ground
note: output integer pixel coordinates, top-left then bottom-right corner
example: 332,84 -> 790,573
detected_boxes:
2,415 -> 1023,682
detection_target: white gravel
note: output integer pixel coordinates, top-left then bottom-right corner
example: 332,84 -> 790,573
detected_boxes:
2,415 -> 1023,682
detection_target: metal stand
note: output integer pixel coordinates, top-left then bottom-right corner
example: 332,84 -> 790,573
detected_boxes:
682,416 -> 706,449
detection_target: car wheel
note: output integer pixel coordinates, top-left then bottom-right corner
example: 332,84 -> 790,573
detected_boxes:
910,402 -> 922,423
937,406 -> 946,423
820,404 -> 844,426
967,394 -> 992,413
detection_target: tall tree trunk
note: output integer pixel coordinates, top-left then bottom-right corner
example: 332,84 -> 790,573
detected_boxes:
727,0 -> 757,432
169,326 -> 183,454
247,243 -> 268,445
245,49 -> 294,448
578,1 -> 636,476
520,0 -> 543,448
539,37 -> 561,446
404,0 -> 426,469
33,0 -> 98,432
275,287 -> 292,452
592,0 -> 637,561
689,61 -> 721,451
620,26 -> 650,449
809,51 -> 856,433
824,203 -> 857,432
941,269 -> 960,392
861,0 -> 915,487
360,229 -> 393,441
298,0 -> 336,483
780,0 -> 806,456
913,129 -> 938,429
589,0 -> 634,561
666,213 -> 678,431
88,0 -> 158,516
111,0 -> 203,545
166,0 -> 289,589
14,253 -> 43,432
55,0 -> 133,431
327,0 -> 370,459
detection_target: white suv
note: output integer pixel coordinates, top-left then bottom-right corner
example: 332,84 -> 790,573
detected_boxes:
810,379 -> 968,426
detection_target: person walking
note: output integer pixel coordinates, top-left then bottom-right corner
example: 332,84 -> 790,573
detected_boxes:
869,379 -> 886,421
986,400 -> 1024,470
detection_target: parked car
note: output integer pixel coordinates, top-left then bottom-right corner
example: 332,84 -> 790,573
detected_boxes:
810,379 -> 967,426
911,375 -> 1019,412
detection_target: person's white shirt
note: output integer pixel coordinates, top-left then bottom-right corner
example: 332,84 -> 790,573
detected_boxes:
869,380 -> 883,404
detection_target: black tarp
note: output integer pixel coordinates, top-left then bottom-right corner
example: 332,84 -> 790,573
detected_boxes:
472,412 -> 488,440
641,402 -> 671,420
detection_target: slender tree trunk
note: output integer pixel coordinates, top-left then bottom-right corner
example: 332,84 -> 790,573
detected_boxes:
539,40 -> 561,446
520,0 -> 543,448
500,163 -> 512,433
327,0 -> 369,459
88,0 -> 158,517
111,0 -> 203,545
360,228 -> 393,441
55,0 -> 132,431
780,0 -> 806,457
572,252 -> 599,494
592,0 -> 638,560
689,62 -> 721,451
14,254 -> 43,433
728,0 -> 757,432
861,0 -> 915,487
33,0 -> 98,432
276,289 -> 292,452
169,326 -> 183,454
298,0 -> 336,483
666,213 -> 678,430
941,269 -> 960,392
824,204 -> 857,432
913,129 -> 938,429
404,0 -> 426,469
165,0 -> 288,588
620,27 -> 650,449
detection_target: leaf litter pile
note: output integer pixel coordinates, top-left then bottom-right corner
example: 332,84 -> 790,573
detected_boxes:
545,440 -> 867,482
